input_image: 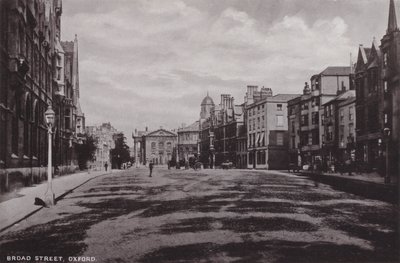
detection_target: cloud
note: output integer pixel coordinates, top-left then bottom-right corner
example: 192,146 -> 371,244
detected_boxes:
60,0 -> 388,145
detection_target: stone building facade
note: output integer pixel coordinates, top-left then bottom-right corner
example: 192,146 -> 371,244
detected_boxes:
246,88 -> 299,169
354,0 -> 400,181
321,90 -> 355,167
132,128 -> 147,166
212,94 -> 245,168
337,96 -> 357,161
288,96 -> 302,166
198,92 -> 246,168
0,0 -> 84,186
198,94 -> 215,167
354,41 -> 385,173
86,123 -> 118,170
177,121 -> 199,162
135,128 -> 177,165
380,0 -> 400,183
288,67 -> 351,167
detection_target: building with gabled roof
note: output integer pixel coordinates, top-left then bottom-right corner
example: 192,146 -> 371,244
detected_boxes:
212,94 -> 246,168
354,38 -> 386,173
322,90 -> 356,167
320,66 -> 352,76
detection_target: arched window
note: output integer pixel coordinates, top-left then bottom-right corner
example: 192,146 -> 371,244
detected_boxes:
159,142 -> 164,149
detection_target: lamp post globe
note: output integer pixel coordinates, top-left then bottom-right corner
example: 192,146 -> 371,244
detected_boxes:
383,127 -> 391,138
45,106 -> 55,128
44,105 -> 55,206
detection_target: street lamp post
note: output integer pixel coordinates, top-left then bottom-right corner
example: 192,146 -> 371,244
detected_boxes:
209,132 -> 215,169
44,105 -> 55,206
321,142 -> 325,172
383,128 -> 391,184
100,142 -> 104,171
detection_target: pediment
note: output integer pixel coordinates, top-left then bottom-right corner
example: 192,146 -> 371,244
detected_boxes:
146,129 -> 177,137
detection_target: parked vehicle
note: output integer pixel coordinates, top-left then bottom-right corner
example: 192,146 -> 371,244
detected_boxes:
221,161 -> 233,169
288,163 -> 300,173
191,162 -> 202,170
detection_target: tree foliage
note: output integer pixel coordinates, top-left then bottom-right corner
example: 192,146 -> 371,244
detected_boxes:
75,134 -> 97,170
110,133 -> 131,169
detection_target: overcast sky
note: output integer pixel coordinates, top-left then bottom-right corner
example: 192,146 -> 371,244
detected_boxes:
61,0 -> 394,145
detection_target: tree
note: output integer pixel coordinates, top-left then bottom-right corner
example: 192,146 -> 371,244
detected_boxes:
75,134 -> 97,170
110,133 -> 131,169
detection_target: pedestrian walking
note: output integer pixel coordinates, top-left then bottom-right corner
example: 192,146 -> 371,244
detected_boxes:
149,161 -> 154,177
345,158 -> 352,176
104,162 -> 108,171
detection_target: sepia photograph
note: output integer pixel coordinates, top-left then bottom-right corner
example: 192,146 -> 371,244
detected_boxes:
0,0 -> 399,262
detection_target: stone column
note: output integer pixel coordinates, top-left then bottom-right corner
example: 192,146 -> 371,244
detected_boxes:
134,139 -> 138,168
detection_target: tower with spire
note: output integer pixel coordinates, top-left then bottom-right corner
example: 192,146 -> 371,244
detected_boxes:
72,34 -> 85,137
380,0 -> 400,183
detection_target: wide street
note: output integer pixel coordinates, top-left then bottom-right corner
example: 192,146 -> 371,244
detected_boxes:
0,167 -> 398,263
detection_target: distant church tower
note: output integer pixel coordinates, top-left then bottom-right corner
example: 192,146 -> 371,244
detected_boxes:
200,92 -> 215,120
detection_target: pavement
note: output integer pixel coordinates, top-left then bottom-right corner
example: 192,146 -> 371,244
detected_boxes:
298,170 -> 388,184
0,169 -> 117,233
0,167 -> 398,263
291,170 -> 399,203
